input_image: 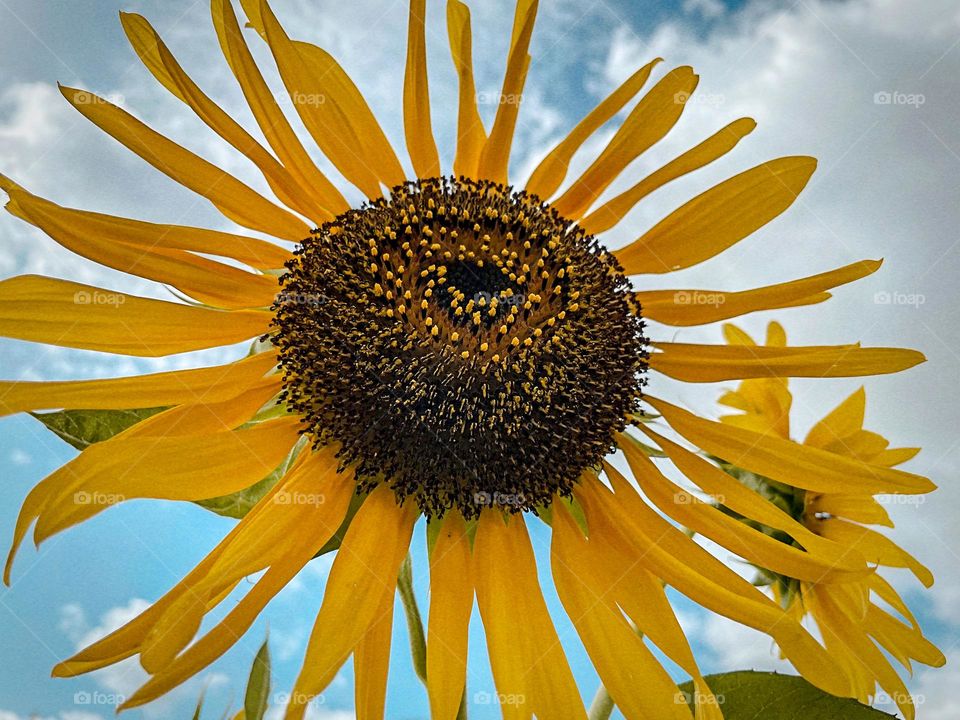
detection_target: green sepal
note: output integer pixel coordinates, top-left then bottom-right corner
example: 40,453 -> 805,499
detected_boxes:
30,407 -> 167,450
243,635 -> 272,720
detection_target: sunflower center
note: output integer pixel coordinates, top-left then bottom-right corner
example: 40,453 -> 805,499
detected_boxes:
272,177 -> 648,518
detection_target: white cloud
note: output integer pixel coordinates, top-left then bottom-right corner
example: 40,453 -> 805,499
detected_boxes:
683,0 -> 726,20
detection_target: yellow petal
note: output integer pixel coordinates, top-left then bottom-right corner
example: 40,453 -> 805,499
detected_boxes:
473,511 -> 585,720
119,451 -> 357,708
211,0 -> 348,216
615,156 -> 816,274
427,511 -> 473,720
619,437 -> 868,582
804,386 -> 866,448
582,117 -> 757,235
551,505 -> 695,720
553,66 -> 699,219
635,427 -> 865,571
634,260 -> 881,326
0,275 -> 270,356
818,519 -> 934,587
807,493 -> 892,527
649,341 -> 925,382
355,584 -> 396,720
475,0 -> 538,185
0,350 -> 276,417
524,58 -> 661,201
6,187 -> 277,310
404,0 -> 441,178
0,175 -> 291,272
286,487 -> 417,719
447,0 -> 487,179
576,475 -> 851,699
647,395 -> 935,495
120,12 -> 332,226
59,85 -> 309,241
33,416 -> 301,546
866,604 -> 944,668
257,1 -> 404,198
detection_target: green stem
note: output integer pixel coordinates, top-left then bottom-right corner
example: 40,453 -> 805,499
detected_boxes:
587,685 -> 615,720
397,553 -> 428,686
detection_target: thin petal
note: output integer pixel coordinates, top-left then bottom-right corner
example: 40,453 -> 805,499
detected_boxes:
581,117 -> 756,235
634,260 -> 881,326
59,85 -> 309,241
120,12 -> 332,226
649,341 -> 925,382
804,386 -> 866,448
647,395 -> 935,495
286,487 -> 417,719
552,66 -> 699,219
119,451 -> 357,708
427,511 -> 473,720
550,505 -> 695,720
404,0 -> 441,178
5,186 -> 277,309
0,275 -> 270,356
355,585 -> 396,720
818,519 -> 934,587
524,58 -> 661,201
0,350 -> 276,417
0,175 -> 290,271
615,156 -> 816,274
447,0 -> 487,179
635,427 -> 865,571
473,511 -> 585,720
475,0 -> 538,185
211,0 -> 348,216
256,0 -> 404,198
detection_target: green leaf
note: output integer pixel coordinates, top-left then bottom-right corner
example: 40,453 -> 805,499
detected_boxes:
677,671 -> 895,719
190,686 -> 206,720
243,636 -> 272,720
397,553 -> 427,686
31,407 -> 167,450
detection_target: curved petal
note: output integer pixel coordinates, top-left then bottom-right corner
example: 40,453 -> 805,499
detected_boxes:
473,511 -> 585,720
427,511 -> 473,720
286,486 -> 417,720
404,0 -> 441,178
552,66 -> 699,219
355,585 -> 396,720
5,186 -> 278,310
581,117 -> 756,235
475,0 -> 538,185
649,342 -> 925,382
647,395 -> 935,495
0,275 -> 271,356
550,504 -> 696,720
634,260 -> 881,327
818,519 -> 934,587
447,0 -> 487,179
120,12 -> 332,226
212,0 -> 348,216
524,58 -> 661,201
614,156 -> 816,275
59,85 -> 309,240
0,350 -> 276,417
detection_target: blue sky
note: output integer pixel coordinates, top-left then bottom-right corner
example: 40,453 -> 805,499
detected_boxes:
1,0 -> 959,718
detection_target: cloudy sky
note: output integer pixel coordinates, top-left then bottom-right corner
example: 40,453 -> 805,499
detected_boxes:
1,0 -> 958,718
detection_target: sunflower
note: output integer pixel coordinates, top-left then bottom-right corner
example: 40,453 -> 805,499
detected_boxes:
0,1 -> 934,718
682,321 -> 943,720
